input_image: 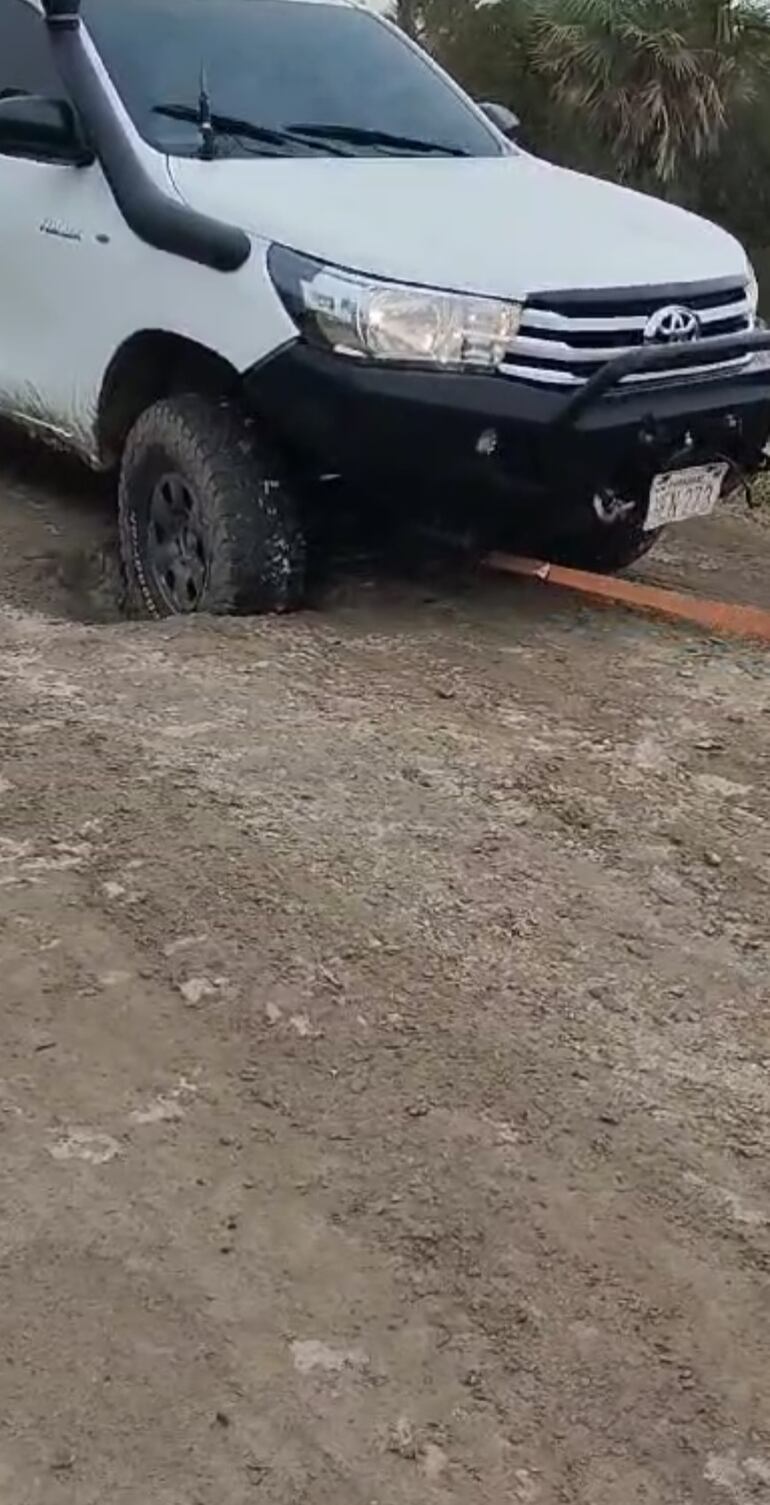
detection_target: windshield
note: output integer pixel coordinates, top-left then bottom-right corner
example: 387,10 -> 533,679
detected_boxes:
81,0 -> 503,159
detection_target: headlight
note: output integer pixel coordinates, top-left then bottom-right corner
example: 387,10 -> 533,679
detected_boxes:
746,262 -> 759,320
268,246 -> 521,370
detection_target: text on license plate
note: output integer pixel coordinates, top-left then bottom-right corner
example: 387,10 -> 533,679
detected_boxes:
644,462 -> 727,532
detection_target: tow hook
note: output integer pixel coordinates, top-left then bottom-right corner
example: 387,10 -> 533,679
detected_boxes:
592,489 -> 637,526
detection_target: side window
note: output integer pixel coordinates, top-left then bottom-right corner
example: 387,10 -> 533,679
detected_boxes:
0,0 -> 66,99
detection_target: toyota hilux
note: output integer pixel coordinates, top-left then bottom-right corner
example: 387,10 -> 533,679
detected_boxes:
0,0 -> 769,614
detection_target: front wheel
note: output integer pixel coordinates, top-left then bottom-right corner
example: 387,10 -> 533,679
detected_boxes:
546,517 -> 662,574
118,394 -> 306,618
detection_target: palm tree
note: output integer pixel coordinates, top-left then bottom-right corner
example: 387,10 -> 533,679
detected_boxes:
531,0 -> 770,189
395,0 -> 421,39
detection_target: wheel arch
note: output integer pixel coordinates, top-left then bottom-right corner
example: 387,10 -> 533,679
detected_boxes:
97,330 -> 241,466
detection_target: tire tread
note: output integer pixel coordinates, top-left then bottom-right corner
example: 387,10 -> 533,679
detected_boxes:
118,394 -> 305,617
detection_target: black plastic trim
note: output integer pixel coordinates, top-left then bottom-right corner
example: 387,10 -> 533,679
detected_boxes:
42,0 -> 250,273
527,275 -> 745,310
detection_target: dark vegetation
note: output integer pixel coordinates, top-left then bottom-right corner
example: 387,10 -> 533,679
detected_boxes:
398,0 -> 770,307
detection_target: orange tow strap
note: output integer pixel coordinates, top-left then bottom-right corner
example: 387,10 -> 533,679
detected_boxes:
485,552 -> 770,644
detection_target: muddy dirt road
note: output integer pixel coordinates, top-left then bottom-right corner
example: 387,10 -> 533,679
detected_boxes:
1,448 -> 769,1505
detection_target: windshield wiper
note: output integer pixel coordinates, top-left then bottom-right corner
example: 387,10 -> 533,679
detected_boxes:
153,104 -> 351,157
286,123 -> 469,156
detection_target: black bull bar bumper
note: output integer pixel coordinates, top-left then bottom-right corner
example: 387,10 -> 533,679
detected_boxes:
245,328 -> 770,534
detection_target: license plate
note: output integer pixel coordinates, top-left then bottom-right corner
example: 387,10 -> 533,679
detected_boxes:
644,462 -> 727,531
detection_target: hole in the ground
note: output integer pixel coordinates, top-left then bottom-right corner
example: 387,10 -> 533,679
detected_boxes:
0,423 -> 123,624
0,431 -> 534,624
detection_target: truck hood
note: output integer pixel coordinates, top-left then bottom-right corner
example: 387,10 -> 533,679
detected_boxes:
168,151 -> 747,299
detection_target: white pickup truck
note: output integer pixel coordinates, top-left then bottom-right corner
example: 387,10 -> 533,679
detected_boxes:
1,0 -> 768,615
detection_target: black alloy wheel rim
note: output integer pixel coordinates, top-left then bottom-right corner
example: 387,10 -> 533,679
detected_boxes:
147,473 -> 209,613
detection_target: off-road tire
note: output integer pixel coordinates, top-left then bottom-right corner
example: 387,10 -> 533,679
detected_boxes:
118,394 -> 306,618
547,519 -> 662,574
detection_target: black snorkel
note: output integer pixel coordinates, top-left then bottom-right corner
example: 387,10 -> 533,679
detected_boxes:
40,0 -> 250,271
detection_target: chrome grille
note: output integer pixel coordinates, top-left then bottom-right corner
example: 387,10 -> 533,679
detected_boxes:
500,280 -> 753,388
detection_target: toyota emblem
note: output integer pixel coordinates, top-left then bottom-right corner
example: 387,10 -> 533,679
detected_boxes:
644,304 -> 701,344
